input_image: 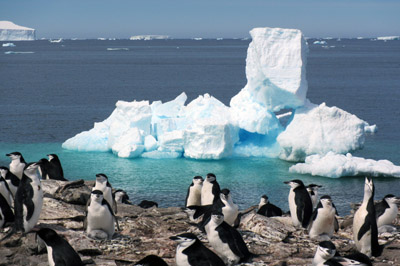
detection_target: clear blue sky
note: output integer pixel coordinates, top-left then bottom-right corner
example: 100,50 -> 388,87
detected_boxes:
1,0 -> 399,39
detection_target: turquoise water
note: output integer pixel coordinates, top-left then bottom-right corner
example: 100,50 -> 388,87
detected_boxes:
1,142 -> 398,215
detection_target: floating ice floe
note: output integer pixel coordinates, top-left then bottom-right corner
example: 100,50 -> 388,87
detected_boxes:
2,42 -> 15,47
289,152 -> 400,178
62,26 -> 400,178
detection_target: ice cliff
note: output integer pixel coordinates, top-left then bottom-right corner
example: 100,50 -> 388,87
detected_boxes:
63,27 -> 398,178
0,21 -> 35,41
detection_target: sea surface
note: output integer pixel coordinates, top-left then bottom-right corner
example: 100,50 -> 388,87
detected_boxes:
0,38 -> 399,215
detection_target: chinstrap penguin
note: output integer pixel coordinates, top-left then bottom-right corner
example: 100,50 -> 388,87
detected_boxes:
0,174 -> 13,207
85,190 -> 116,240
353,177 -> 382,257
307,184 -> 322,209
134,254 -> 168,266
308,195 -> 339,240
216,188 -> 239,227
257,194 -> 283,217
46,154 -> 66,181
201,173 -> 221,206
0,166 -> 20,197
6,152 -> 26,179
170,232 -> 226,266
313,240 -> 372,266
0,192 -> 14,228
284,179 -> 313,228
185,175 -> 203,207
93,173 -> 117,214
36,227 -> 84,266
204,211 -> 252,265
375,194 -> 400,228
114,189 -> 132,204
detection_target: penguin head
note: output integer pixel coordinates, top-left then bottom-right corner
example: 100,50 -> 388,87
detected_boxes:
307,184 -> 322,192
24,162 -> 41,175
211,210 -> 224,225
6,152 -> 24,162
364,177 -> 374,197
91,190 -> 104,202
47,154 -> 58,161
169,233 -> 197,248
36,228 -> 60,247
383,194 -> 400,205
192,176 -> 204,185
319,195 -> 333,207
206,173 -> 216,182
316,241 -> 336,260
114,189 -> 129,204
284,179 -> 304,189
95,173 -> 108,183
220,188 -> 231,201
260,195 -> 269,205
0,167 -> 8,178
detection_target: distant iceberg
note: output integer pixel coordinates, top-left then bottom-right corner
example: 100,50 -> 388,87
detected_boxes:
2,42 -> 16,47
377,36 -> 400,41
62,27 -> 400,178
313,40 -> 327,45
130,35 -> 169,41
0,21 -> 35,41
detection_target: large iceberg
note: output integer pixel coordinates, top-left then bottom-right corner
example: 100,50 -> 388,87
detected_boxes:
63,27 -> 400,177
0,21 -> 35,41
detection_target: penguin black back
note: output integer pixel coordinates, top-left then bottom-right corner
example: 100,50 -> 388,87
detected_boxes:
36,228 -> 84,266
47,154 -> 66,181
134,254 -> 168,266
0,193 -> 14,227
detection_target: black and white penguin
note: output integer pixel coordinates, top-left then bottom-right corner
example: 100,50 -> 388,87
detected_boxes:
201,173 -> 221,206
85,190 -> 116,240
312,241 -> 372,266
308,195 -> 339,240
257,195 -> 283,217
0,192 -> 14,228
185,176 -> 203,207
134,255 -> 168,266
284,179 -> 313,228
217,189 -> 239,227
114,189 -> 132,204
307,184 -> 322,209
0,175 -> 13,207
353,177 -> 382,257
2,162 -> 43,241
0,167 -> 19,197
138,200 -> 158,209
204,211 -> 252,265
93,173 -> 117,214
170,232 -> 226,266
375,194 -> 400,228
36,228 -> 84,266
46,154 -> 66,181
6,152 -> 26,179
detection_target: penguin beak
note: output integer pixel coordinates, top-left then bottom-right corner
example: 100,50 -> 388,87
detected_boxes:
283,181 -> 290,184
169,236 -> 179,241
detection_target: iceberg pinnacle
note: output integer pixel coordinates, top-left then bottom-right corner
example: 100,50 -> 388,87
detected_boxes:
0,21 -> 35,41
61,26 -> 395,179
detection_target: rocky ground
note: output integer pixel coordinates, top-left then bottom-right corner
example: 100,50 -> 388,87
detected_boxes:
0,180 -> 399,266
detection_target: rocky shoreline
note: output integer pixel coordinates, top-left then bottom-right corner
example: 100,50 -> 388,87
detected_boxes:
1,180 -> 399,266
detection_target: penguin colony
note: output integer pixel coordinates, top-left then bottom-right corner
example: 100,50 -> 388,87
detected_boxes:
0,152 -> 399,265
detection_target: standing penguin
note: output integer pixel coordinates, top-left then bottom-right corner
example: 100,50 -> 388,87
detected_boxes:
36,228 -> 84,266
307,184 -> 322,209
284,179 -> 313,228
0,193 -> 14,228
6,152 -> 26,179
204,211 -> 252,265
312,241 -> 372,266
170,233 -> 226,266
201,173 -> 221,206
93,173 -> 117,214
46,154 -> 66,181
0,175 -> 13,207
0,167 -> 19,197
185,176 -> 203,207
257,195 -> 283,217
308,195 -> 339,240
85,190 -> 116,240
375,194 -> 400,228
217,189 -> 239,227
353,177 -> 382,257
1,162 -> 43,241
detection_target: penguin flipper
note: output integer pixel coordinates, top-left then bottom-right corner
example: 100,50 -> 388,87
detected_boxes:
17,182 -> 35,221
375,201 -> 387,219
357,218 -> 371,241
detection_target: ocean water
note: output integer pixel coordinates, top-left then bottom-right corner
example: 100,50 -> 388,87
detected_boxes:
0,38 -> 399,215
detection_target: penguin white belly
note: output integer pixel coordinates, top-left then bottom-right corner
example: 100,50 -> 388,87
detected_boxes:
288,190 -> 300,227
46,245 -> 55,266
0,184 -> 13,207
9,162 -> 24,179
377,205 -> 397,227
222,204 -> 239,226
87,204 -> 115,237
353,204 -> 372,257
186,185 -> 202,207
6,180 -> 18,197
309,208 -> 335,238
24,181 -> 43,232
201,182 -> 214,205
175,246 -> 191,266
206,225 -> 239,264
